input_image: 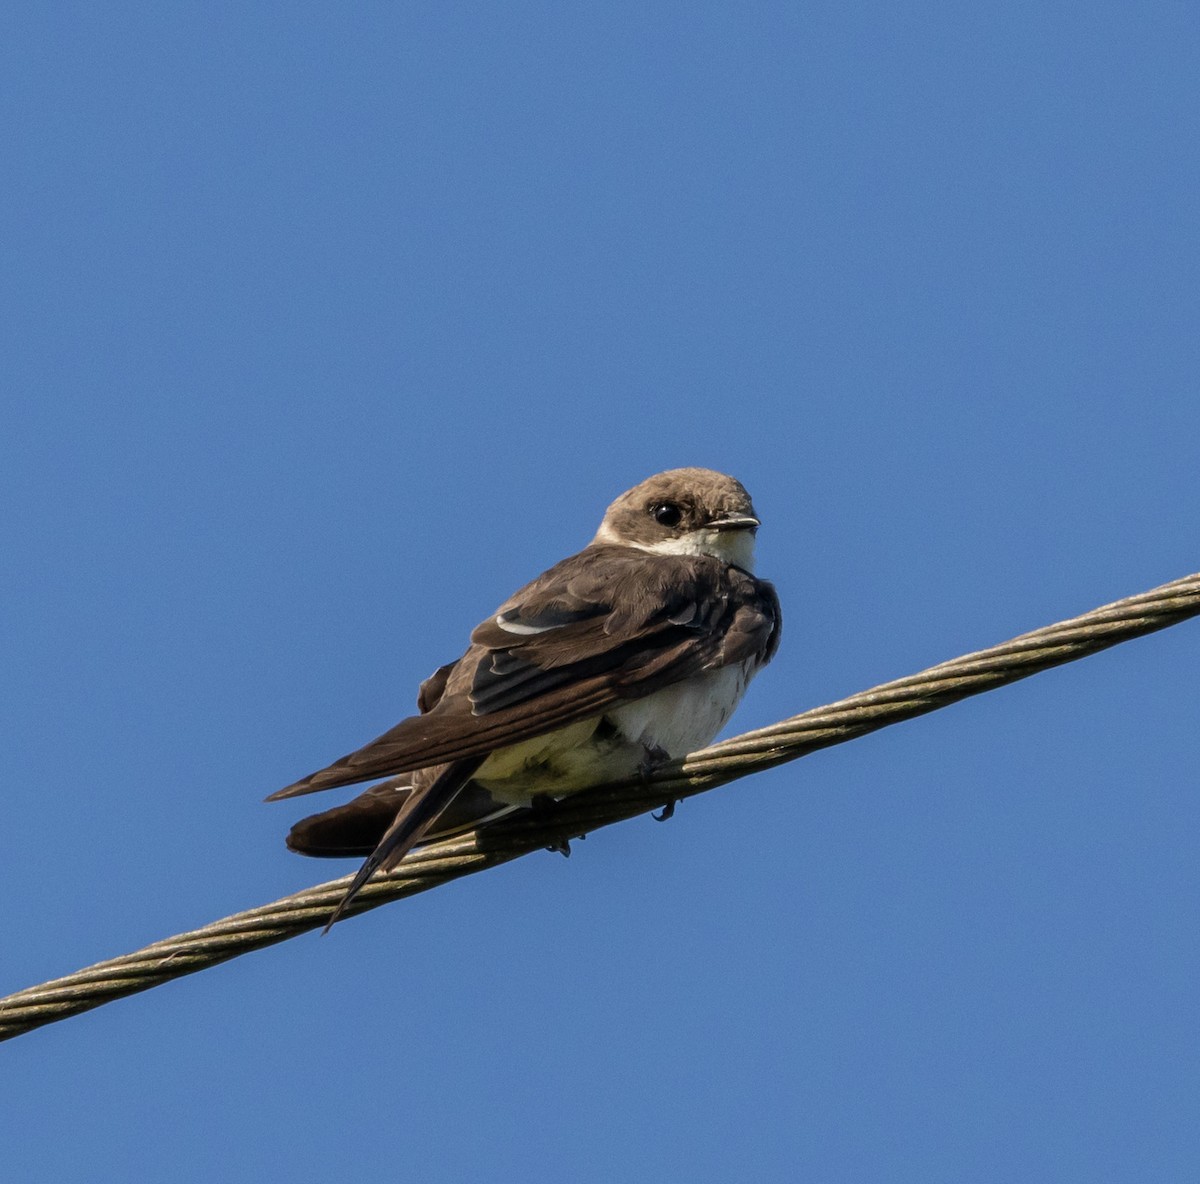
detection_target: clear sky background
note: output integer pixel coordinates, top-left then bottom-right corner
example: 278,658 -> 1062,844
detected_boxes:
3,4 -> 1198,1181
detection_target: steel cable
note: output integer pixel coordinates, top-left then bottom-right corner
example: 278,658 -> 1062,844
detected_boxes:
2,572 -> 1196,1043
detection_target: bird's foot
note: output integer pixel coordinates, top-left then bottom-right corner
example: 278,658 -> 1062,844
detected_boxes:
639,744 -> 675,819
531,793 -> 573,858
637,743 -> 671,780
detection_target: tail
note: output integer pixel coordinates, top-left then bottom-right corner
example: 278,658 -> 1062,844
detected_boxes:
287,778 -> 414,858
323,757 -> 485,932
287,777 -> 523,859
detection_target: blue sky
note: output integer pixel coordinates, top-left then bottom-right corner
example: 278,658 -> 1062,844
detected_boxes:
3,4 -> 1198,1180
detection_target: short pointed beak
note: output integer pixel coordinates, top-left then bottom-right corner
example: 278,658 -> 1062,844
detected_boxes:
711,514 -> 760,532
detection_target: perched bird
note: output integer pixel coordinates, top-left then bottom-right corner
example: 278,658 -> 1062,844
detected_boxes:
271,468 -> 781,927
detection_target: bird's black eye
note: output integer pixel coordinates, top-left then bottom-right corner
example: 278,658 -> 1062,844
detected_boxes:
651,502 -> 683,528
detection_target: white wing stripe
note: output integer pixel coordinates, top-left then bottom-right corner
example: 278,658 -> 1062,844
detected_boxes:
494,614 -> 560,636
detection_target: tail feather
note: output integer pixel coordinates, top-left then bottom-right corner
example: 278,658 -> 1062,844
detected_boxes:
287,778 -> 413,858
323,757 -> 485,932
288,779 -> 522,859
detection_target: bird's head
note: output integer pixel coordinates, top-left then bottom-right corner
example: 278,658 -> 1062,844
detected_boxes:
592,468 -> 761,571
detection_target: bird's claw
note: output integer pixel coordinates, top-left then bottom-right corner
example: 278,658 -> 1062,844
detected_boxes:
640,744 -> 675,819
638,743 -> 671,781
529,795 -> 581,857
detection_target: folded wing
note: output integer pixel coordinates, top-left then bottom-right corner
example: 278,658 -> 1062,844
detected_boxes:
269,546 -> 779,801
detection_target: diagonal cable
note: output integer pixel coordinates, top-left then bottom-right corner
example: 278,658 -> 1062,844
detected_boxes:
1,572 -> 1197,1044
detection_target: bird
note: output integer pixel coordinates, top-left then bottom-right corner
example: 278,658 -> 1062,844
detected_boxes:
270,468 -> 782,928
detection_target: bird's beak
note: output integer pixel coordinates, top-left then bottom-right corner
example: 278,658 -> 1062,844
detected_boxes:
711,514 -> 761,532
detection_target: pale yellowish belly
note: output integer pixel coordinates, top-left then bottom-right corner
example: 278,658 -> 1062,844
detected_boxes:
474,662 -> 753,805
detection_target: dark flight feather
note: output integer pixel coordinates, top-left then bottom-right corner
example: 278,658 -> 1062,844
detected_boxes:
320,757 -> 485,931
268,547 -> 778,802
285,778 -> 523,858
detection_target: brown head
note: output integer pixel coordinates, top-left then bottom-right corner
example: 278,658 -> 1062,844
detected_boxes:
592,468 -> 761,570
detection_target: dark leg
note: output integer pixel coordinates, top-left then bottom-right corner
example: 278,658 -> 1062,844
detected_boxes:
531,793 -> 572,857
637,743 -> 676,822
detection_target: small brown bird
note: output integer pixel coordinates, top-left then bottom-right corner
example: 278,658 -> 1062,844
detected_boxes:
271,468 -> 781,927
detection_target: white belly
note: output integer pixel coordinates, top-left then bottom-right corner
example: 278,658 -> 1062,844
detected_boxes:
475,661 -> 754,805
606,661 -> 751,755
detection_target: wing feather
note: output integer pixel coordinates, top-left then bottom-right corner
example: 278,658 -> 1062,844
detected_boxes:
269,546 -> 779,801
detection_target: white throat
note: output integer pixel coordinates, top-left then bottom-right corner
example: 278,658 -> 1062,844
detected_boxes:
595,523 -> 756,571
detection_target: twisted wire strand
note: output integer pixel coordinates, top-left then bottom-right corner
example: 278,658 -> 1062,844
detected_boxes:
2,572 -> 1197,1044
